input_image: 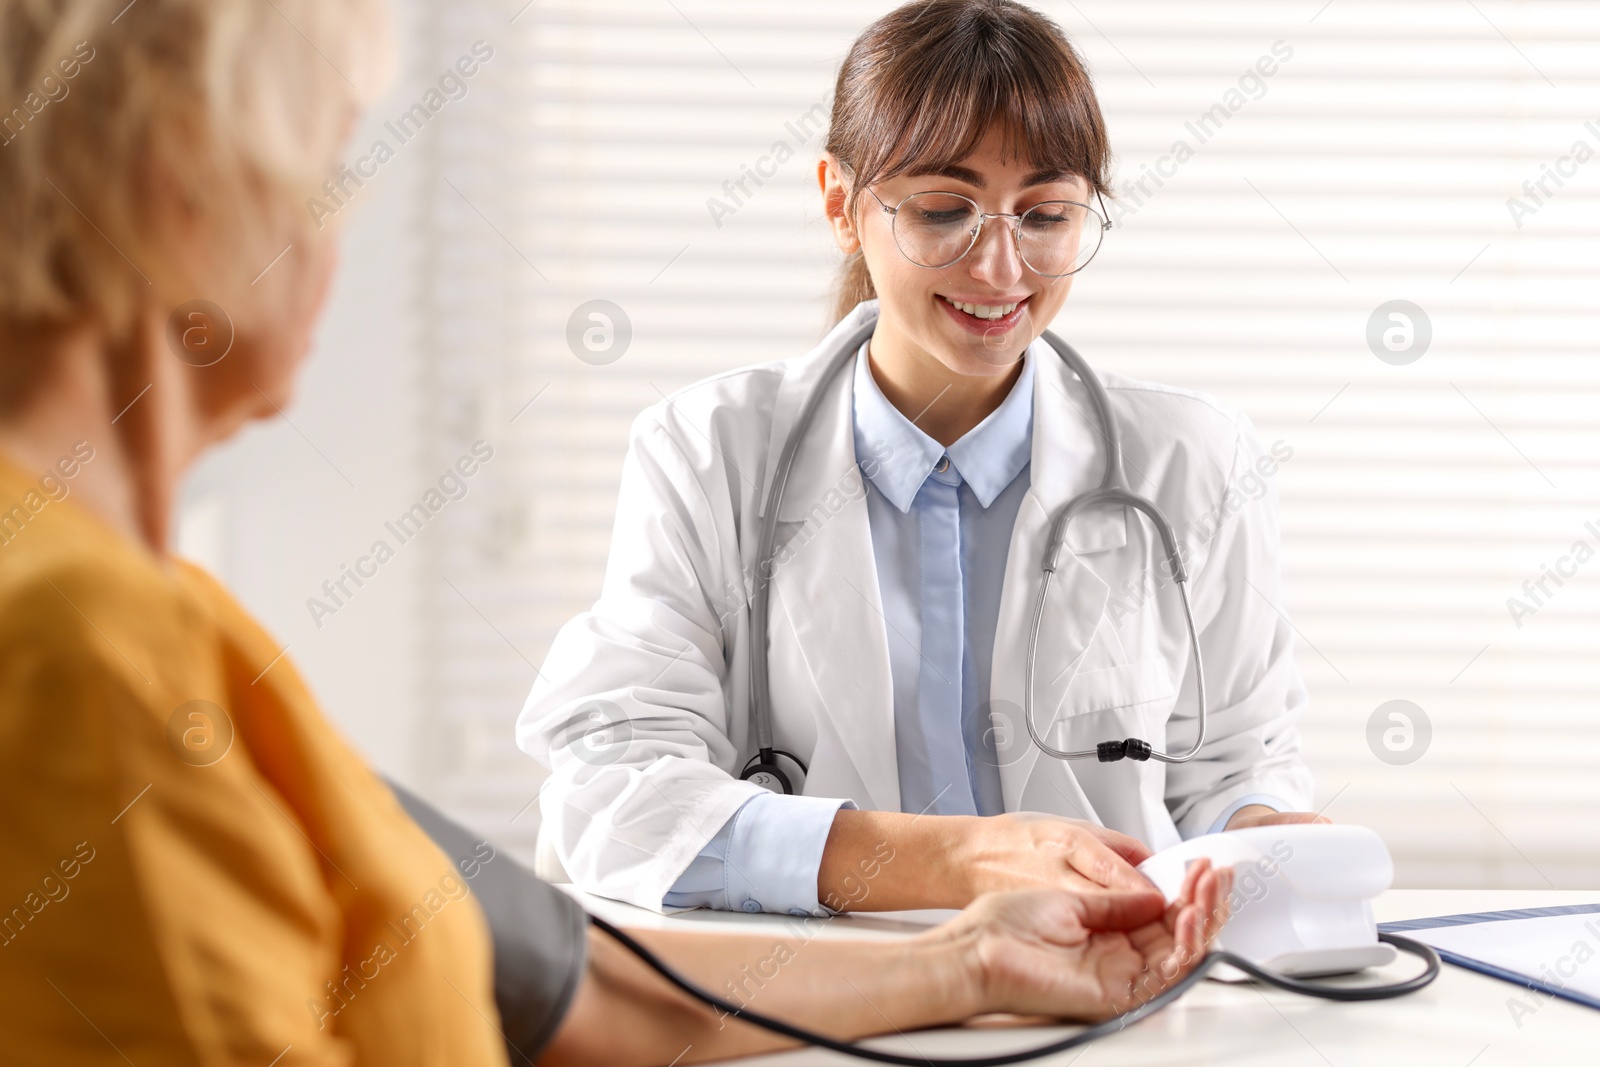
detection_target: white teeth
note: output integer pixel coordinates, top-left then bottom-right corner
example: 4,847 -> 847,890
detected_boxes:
944,297 -> 1019,320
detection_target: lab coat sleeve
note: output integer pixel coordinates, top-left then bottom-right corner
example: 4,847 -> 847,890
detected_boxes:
519,404 -> 801,910
1163,416 -> 1316,838
662,791 -> 855,915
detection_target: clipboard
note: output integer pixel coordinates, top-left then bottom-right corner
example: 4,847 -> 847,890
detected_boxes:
1379,904 -> 1600,1013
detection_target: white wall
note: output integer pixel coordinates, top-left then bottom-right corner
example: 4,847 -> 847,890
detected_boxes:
180,0 -> 429,785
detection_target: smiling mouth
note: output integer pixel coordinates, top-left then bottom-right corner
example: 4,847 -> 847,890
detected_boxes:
936,294 -> 1033,337
939,295 -> 1023,320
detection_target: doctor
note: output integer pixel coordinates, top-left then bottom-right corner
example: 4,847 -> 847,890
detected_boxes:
520,0 -> 1321,917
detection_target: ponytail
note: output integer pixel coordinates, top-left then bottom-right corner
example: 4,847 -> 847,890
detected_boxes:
832,251 -> 877,323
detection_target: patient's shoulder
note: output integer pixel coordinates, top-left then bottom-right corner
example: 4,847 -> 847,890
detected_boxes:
0,507 -> 205,723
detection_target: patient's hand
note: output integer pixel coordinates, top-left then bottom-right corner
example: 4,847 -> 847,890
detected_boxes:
920,859 -> 1232,1023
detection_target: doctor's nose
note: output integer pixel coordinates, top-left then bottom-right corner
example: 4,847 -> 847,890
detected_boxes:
965,217 -> 1026,289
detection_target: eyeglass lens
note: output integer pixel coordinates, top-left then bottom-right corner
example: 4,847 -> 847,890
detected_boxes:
889,192 -> 1104,276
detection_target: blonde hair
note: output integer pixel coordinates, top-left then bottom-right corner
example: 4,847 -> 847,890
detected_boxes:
0,0 -> 392,337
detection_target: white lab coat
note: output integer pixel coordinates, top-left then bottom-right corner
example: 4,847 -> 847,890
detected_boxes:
518,301 -> 1314,910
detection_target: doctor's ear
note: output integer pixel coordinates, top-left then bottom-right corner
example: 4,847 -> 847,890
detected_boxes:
818,153 -> 861,255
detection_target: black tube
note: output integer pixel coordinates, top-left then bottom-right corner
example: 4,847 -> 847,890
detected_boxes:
588,916 -> 1440,1067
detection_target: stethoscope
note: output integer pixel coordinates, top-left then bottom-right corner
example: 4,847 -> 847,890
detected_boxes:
740,313 -> 1207,795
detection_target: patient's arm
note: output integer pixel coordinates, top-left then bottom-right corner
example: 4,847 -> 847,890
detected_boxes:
547,919 -> 979,1065
544,863 -> 1230,1067
389,781 -> 589,1063
390,777 -> 1227,1067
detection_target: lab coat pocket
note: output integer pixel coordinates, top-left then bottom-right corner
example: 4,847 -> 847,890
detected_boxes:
1054,657 -> 1175,721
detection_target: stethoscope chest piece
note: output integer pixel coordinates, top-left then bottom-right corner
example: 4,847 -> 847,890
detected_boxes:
740,749 -> 807,794
742,767 -> 790,793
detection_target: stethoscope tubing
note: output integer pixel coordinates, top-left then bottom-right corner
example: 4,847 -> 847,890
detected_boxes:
748,319 -> 877,756
1024,569 -> 1207,763
747,314 -> 1208,777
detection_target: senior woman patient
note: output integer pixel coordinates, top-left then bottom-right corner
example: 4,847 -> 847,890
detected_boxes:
0,1 -> 1228,1064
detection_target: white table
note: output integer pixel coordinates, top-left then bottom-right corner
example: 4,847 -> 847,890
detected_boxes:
561,887 -> 1600,1065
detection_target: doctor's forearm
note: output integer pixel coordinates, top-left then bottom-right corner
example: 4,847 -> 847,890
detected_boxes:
818,808 -> 974,911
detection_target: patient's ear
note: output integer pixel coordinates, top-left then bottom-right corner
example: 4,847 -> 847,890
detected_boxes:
818,153 -> 860,255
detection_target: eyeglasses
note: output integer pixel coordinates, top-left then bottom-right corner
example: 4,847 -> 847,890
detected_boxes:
865,186 -> 1112,277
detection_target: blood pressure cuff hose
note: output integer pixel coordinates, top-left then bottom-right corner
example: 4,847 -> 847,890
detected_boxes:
388,779 -> 588,1064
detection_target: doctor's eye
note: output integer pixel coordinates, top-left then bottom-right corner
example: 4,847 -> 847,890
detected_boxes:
901,192 -> 978,226
1020,203 -> 1078,229
1020,203 -> 1092,242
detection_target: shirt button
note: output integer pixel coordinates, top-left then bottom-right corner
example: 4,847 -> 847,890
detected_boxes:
742,899 -> 761,913
788,908 -> 808,917
934,454 -> 951,473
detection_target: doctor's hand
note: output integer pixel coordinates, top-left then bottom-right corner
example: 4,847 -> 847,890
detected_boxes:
950,811 -> 1156,901
1224,805 -> 1331,831
818,809 -> 1153,912
921,858 -> 1232,1023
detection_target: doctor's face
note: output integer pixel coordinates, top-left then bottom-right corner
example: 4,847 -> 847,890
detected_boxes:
825,129 -> 1087,377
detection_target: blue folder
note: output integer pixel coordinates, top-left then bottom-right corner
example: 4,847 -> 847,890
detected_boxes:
1380,904 -> 1600,1013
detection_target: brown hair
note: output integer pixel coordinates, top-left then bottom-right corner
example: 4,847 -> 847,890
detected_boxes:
824,0 -> 1110,321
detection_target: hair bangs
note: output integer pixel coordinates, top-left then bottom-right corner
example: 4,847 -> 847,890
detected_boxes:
842,3 -> 1107,195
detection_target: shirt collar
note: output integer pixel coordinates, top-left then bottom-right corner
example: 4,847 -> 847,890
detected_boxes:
851,340 -> 1035,512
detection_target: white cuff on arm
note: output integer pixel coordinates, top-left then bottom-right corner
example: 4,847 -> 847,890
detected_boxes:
1201,793 -> 1291,837
662,791 -> 856,916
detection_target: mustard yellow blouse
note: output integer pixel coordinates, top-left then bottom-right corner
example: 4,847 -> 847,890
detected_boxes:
0,454 -> 512,1065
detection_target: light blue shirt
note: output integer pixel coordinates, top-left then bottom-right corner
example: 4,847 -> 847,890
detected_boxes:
664,340 -> 1285,913
854,342 -> 1034,819
664,343 -> 1032,913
